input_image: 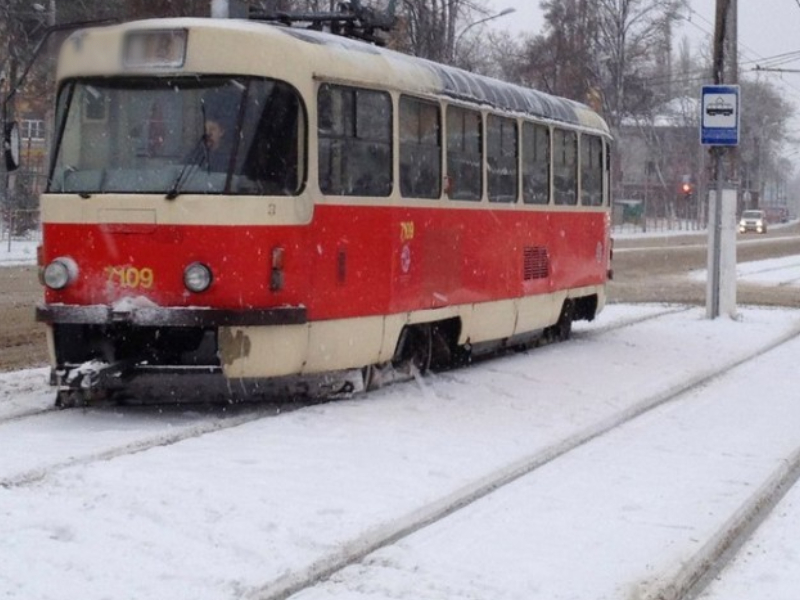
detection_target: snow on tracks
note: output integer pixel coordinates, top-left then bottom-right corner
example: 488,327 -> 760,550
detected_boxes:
2,305 -> 800,600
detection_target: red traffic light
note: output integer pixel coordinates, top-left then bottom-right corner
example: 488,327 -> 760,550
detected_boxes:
681,182 -> 692,194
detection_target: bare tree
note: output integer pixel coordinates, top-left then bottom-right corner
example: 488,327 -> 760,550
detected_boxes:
396,0 -> 470,62
594,0 -> 687,126
738,78 -> 793,208
1,1 -> 53,220
520,0 -> 600,100
499,0 -> 687,124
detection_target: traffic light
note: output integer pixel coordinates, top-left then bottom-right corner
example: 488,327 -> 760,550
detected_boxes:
681,182 -> 693,200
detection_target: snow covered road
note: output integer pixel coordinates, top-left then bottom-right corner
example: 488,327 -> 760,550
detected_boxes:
295,313 -> 800,600
2,304 -> 800,600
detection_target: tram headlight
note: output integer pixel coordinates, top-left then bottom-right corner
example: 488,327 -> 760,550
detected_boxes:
43,257 -> 78,290
183,262 -> 213,293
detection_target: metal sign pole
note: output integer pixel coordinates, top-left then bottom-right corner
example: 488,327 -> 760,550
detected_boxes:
710,147 -> 724,318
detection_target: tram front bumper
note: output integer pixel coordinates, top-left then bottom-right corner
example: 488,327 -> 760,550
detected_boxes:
36,303 -> 308,392
36,303 -> 307,328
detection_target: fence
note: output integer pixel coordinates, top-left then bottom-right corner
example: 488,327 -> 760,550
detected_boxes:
1,209 -> 42,243
612,217 -> 707,236
612,199 -> 707,235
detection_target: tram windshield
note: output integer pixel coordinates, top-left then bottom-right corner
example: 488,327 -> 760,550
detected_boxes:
49,76 -> 306,196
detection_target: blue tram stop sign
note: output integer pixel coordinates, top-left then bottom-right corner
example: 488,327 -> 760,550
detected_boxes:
701,85 -> 740,146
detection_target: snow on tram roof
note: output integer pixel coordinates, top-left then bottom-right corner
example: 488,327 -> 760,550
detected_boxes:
278,25 -> 609,134
79,17 -> 609,135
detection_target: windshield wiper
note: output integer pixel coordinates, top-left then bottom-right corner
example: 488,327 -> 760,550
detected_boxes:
166,102 -> 209,200
165,133 -> 208,200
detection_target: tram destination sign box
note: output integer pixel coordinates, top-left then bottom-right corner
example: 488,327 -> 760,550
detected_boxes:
701,85 -> 740,146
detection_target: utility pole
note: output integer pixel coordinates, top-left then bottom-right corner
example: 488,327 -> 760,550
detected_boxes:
724,0 -> 738,211
707,0 -> 738,319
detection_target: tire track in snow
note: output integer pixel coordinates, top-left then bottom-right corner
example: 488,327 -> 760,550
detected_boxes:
242,319 -> 800,600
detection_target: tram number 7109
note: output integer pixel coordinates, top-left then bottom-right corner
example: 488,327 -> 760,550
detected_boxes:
105,265 -> 155,289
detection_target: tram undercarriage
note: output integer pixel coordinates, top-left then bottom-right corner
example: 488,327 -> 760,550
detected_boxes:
40,296 -> 595,408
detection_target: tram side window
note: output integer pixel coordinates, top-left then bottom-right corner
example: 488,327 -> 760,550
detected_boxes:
580,134 -> 604,206
318,84 -> 392,197
522,122 -> 550,205
399,96 -> 441,199
446,106 -> 482,201
487,115 -> 518,203
239,80 -> 306,195
553,129 -> 578,206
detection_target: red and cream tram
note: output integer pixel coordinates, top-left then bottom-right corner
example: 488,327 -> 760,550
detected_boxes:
36,16 -> 613,404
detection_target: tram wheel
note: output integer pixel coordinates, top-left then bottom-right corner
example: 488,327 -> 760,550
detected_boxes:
546,300 -> 574,343
394,324 -> 433,375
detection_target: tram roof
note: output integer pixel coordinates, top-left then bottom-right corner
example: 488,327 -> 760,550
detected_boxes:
61,18 -> 610,136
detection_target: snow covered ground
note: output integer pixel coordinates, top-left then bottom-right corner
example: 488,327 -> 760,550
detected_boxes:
0,239 -> 38,267
2,303 -> 800,599
691,254 -> 800,289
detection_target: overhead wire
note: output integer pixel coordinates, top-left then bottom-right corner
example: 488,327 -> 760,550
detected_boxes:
637,47 -> 800,88
672,3 -> 800,108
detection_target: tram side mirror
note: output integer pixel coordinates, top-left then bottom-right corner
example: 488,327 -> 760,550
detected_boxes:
4,121 -> 21,172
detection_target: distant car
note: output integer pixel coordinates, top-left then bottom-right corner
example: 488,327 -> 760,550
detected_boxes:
764,206 -> 789,224
739,210 -> 767,234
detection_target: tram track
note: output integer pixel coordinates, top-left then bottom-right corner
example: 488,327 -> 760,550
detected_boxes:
581,303 -> 692,335
651,445 -> 800,600
0,305 -> 688,489
0,404 -> 58,425
2,306 -> 799,600
241,318 -> 800,600
0,403 -> 292,489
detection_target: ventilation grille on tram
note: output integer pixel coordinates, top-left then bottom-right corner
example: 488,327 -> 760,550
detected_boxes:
523,246 -> 550,280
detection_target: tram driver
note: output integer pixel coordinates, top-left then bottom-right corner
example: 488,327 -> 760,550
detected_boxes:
202,108 -> 235,172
